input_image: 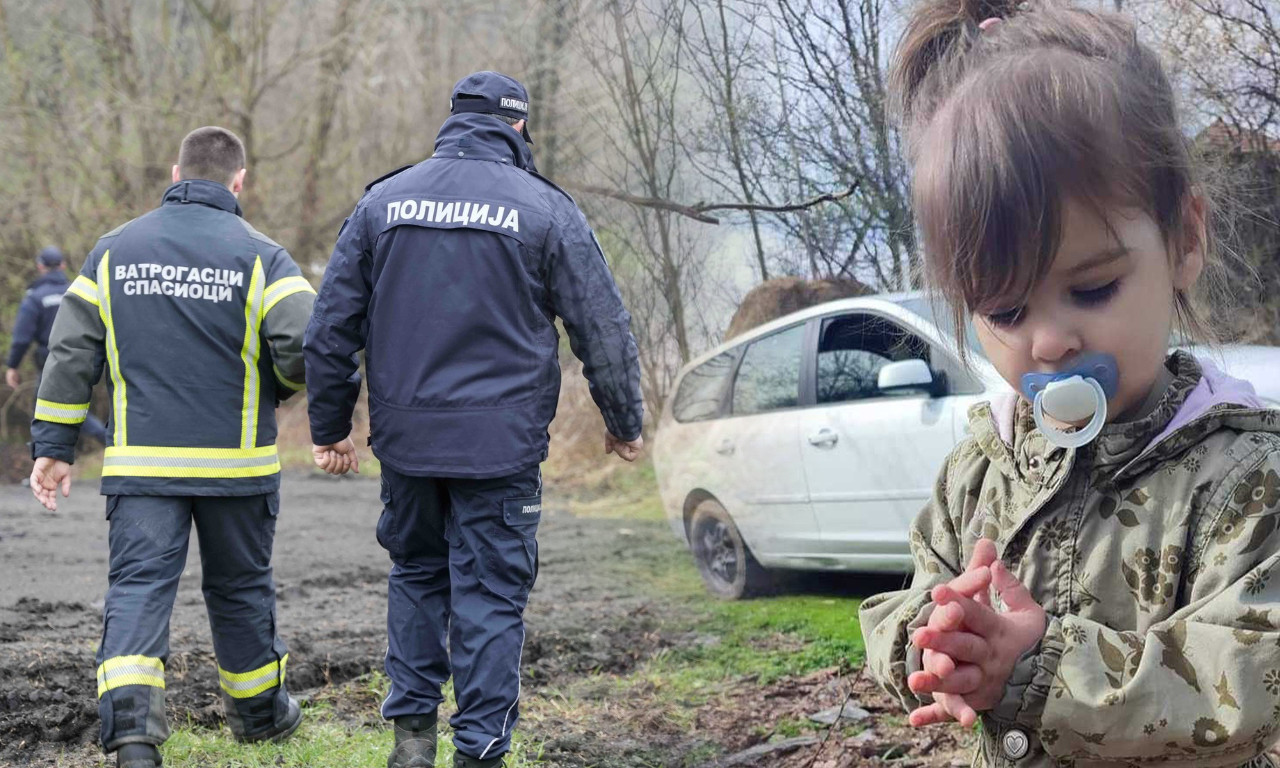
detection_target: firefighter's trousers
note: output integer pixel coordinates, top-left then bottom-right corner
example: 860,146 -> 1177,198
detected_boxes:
95,493 -> 291,749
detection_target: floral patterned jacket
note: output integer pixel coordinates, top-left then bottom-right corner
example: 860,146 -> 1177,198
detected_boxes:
860,352 -> 1280,767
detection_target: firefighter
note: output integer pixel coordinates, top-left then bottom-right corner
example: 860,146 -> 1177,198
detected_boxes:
304,72 -> 645,768
29,126 -> 316,768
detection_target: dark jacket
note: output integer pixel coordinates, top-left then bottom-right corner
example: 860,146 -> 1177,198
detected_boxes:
7,269 -> 70,369
32,180 -> 316,495
304,112 -> 644,478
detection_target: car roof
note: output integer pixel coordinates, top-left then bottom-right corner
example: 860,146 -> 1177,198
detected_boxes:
678,290 -> 929,373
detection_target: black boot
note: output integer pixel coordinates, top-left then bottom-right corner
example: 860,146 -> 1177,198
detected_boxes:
453,752 -> 504,768
116,743 -> 162,768
387,712 -> 438,768
237,697 -> 303,743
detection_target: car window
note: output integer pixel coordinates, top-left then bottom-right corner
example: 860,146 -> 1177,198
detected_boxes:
894,296 -> 986,361
673,350 -> 739,423
817,314 -> 931,404
732,324 -> 805,415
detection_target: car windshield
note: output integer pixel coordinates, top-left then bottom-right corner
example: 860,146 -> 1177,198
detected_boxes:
893,296 -> 988,362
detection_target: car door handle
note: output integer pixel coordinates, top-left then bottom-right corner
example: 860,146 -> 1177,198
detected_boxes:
715,439 -> 735,456
807,428 -> 839,448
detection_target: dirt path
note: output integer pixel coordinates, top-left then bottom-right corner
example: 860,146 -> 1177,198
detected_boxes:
0,472 -> 970,767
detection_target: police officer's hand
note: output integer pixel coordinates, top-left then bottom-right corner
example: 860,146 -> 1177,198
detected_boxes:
5,368 -> 20,389
30,457 -> 71,512
605,432 -> 644,462
313,438 -> 360,475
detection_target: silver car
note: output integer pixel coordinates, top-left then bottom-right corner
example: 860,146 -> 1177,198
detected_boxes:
652,291 -> 1280,599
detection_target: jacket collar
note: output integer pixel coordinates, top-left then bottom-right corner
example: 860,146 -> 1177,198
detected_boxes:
32,269 -> 68,288
432,113 -> 535,170
161,179 -> 242,217
969,351 -> 1279,486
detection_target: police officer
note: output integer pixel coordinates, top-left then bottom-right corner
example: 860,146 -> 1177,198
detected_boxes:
304,71 -> 644,768
29,126 -> 315,768
6,246 -> 108,444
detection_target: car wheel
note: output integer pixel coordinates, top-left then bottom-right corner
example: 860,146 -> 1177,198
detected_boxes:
688,498 -> 772,600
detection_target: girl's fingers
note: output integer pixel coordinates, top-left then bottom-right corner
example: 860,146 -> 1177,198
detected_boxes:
940,566 -> 991,599
926,600 -> 966,632
917,663 -> 982,695
943,590 -> 1004,637
907,669 -> 938,693
938,692 -> 980,728
992,560 -> 1039,612
924,648 -> 956,678
916,627 -> 993,660
908,702 -> 954,727
968,538 -> 998,570
914,627 -> 991,662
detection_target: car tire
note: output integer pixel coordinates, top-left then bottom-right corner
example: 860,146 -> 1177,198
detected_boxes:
688,498 -> 772,600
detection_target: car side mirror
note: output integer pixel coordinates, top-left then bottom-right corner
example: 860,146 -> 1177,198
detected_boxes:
878,359 -> 936,395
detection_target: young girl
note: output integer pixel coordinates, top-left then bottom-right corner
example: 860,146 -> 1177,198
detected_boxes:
859,2 -> 1280,766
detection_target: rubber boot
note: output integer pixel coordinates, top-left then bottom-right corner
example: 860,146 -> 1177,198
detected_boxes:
387,712 -> 438,768
237,697 -> 303,743
116,743 -> 162,768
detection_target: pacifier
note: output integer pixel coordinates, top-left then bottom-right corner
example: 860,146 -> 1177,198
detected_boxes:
1019,352 -> 1120,449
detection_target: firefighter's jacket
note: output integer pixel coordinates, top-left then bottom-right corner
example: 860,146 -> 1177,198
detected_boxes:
32,180 -> 315,495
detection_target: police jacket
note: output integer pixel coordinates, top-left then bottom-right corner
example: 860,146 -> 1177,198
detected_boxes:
304,112 -> 644,478
32,180 -> 316,495
6,270 -> 70,370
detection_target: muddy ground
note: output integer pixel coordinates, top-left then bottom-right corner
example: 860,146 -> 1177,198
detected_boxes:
0,472 -> 971,767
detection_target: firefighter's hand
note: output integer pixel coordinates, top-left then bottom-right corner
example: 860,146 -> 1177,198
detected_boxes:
313,438 -> 360,475
30,457 -> 71,512
5,368 -> 20,389
605,432 -> 644,462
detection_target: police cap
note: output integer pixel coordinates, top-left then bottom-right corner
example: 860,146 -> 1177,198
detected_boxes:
450,71 -> 534,144
36,246 -> 64,267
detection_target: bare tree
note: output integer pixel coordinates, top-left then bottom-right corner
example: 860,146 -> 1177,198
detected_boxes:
577,0 -> 697,365
1182,0 -> 1280,137
767,0 -> 916,288
683,0 -> 772,281
295,0 -> 370,261
525,0 -> 578,179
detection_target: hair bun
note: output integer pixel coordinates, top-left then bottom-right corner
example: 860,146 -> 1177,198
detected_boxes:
890,0 -> 1026,130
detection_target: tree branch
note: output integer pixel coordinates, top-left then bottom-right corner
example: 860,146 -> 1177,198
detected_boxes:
560,181 -> 860,224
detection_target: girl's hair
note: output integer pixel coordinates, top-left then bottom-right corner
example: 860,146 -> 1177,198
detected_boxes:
891,0 -> 1227,359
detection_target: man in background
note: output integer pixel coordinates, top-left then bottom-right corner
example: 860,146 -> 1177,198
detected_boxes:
6,246 -> 108,444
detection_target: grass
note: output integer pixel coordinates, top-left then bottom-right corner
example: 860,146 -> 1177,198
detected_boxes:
147,680 -> 546,768
547,454 -> 665,521
153,705 -> 545,768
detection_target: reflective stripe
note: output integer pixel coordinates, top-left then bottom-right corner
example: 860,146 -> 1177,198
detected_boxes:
263,276 -> 314,314
240,258 -> 266,450
97,655 -> 165,697
102,445 -> 281,478
273,363 -> 305,392
98,251 -> 127,446
34,399 -> 90,424
67,275 -> 100,306
479,627 -> 525,759
219,654 -> 287,699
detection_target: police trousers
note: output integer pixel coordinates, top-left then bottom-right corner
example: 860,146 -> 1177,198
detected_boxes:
377,464 -> 542,761
95,493 -> 291,750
